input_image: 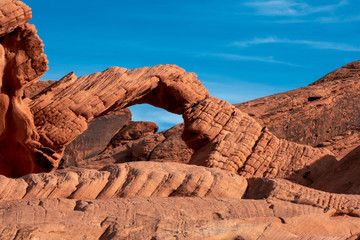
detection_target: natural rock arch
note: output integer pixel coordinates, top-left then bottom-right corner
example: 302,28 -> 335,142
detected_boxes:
30,65 -> 336,185
0,0 -> 337,182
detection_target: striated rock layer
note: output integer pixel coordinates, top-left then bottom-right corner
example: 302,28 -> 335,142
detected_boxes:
0,197 -> 359,239
182,96 -> 335,185
0,161 -> 248,201
23,79 -> 56,99
0,0 -> 31,37
236,60 -> 360,158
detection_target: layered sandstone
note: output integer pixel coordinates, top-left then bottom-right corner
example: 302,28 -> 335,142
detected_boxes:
0,161 -> 247,201
1,197 -> 359,239
182,97 -> 336,185
310,145 -> 360,194
236,60 -> 360,156
23,79 -> 56,98
0,0 -> 31,37
104,61 -> 360,171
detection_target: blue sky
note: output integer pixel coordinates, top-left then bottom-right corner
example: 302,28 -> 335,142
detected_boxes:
24,0 -> 360,130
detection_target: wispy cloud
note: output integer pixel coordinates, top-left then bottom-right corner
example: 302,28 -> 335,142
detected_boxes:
316,15 -> 360,23
199,53 -> 300,66
270,15 -> 360,24
244,0 -> 348,17
233,37 -> 360,52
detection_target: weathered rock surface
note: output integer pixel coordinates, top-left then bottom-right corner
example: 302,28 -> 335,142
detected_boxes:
0,161 -> 247,201
62,108 -> 131,165
29,66 -> 337,186
29,66 -> 208,157
84,123 -> 194,169
310,145 -> 360,194
97,61 -> 360,176
246,177 -> 360,213
0,0 -> 31,37
106,120 -> 159,148
183,97 -> 336,186
0,2 -> 53,177
23,79 -> 55,99
0,197 -> 359,240
236,60 -> 360,154
22,78 -> 133,167
2,1 -> 360,239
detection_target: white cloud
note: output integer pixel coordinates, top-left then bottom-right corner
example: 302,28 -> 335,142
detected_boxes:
233,37 -> 360,52
316,15 -> 360,23
244,0 -> 348,16
199,52 -> 300,66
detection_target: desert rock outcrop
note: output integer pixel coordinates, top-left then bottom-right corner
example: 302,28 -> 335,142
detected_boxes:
89,123 -> 193,169
30,66 -> 336,186
0,161 -> 247,201
0,0 -> 53,177
106,121 -> 159,148
1,1 -> 360,239
0,0 -> 31,37
106,61 -> 360,171
29,66 -> 209,156
1,197 -> 359,239
23,79 -> 55,98
236,60 -> 360,158
62,109 -> 132,165
182,97 -> 335,185
310,145 -> 360,194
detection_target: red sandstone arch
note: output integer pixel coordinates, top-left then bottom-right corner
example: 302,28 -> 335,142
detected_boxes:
0,0 -> 336,182
29,65 -> 336,185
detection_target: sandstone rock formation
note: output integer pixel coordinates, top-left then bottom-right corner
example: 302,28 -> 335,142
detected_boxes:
246,177 -> 360,212
0,0 -> 31,37
23,79 -> 55,99
106,121 -> 159,148
2,1 -> 360,239
1,197 -> 360,239
62,109 -> 131,165
0,161 -> 247,201
22,78 -> 134,168
29,66 -> 208,156
182,97 -> 336,185
28,65 -> 337,186
0,0 -> 56,177
310,145 -> 360,194
236,60 -> 360,159
105,60 -> 360,171
86,123 -> 194,170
